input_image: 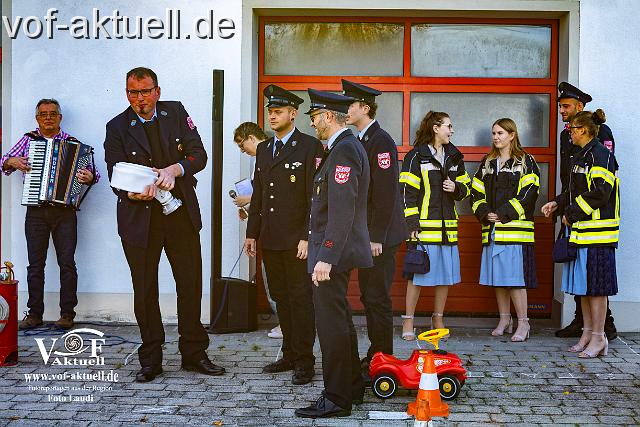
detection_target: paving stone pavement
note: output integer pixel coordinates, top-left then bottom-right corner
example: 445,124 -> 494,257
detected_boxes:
1,319 -> 639,426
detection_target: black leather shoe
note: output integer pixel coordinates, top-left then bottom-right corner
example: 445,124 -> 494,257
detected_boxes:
352,388 -> 365,405
555,317 -> 583,338
604,318 -> 618,341
135,365 -> 163,383
292,366 -> 314,385
295,393 -> 351,419
360,358 -> 372,387
181,358 -> 225,376
262,358 -> 294,373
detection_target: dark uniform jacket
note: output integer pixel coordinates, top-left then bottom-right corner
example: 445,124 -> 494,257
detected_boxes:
359,121 -> 408,246
470,153 -> 540,245
246,128 -> 323,250
104,101 -> 207,248
556,138 -> 620,247
308,129 -> 373,274
560,123 -> 614,193
399,142 -> 471,244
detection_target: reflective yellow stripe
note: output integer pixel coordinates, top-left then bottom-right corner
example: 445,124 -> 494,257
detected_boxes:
446,230 -> 458,242
589,166 -> 615,187
417,231 -> 443,242
593,208 -> 601,220
400,172 -> 421,189
419,219 -> 443,227
518,173 -> 540,192
472,199 -> 486,213
405,207 -> 419,217
472,177 -> 485,194
575,195 -> 594,215
495,220 -> 534,230
615,178 -> 620,219
573,218 -> 619,229
420,167 -> 431,220
444,220 -> 458,228
509,198 -> 526,220
570,231 -> 619,245
455,172 -> 471,184
494,231 -> 535,243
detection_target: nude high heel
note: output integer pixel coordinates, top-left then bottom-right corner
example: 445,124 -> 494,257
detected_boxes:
431,312 -> 444,330
578,332 -> 609,358
511,318 -> 531,342
568,328 -> 592,353
491,313 -> 513,336
401,315 -> 416,341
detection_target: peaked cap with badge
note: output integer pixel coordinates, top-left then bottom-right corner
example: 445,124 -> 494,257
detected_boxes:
306,89 -> 355,115
341,79 -> 382,105
264,84 -> 304,109
557,82 -> 593,104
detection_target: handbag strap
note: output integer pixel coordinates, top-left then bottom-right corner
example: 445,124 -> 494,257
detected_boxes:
557,224 -> 571,240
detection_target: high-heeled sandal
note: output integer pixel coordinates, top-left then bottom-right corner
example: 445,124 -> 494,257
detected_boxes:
491,313 -> 513,336
568,328 -> 592,353
430,312 -> 444,330
511,317 -> 531,342
401,315 -> 416,341
578,332 -> 609,358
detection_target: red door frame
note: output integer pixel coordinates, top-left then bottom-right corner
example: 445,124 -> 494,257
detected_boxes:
257,16 -> 558,316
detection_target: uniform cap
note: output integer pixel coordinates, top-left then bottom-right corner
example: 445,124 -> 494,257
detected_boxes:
305,88 -> 356,115
341,79 -> 382,104
264,85 -> 304,109
557,82 -> 592,104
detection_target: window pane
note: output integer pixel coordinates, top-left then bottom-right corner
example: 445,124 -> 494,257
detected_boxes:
454,161 -> 549,216
263,91 -> 403,144
411,24 -> 551,78
265,23 -> 404,76
409,92 -> 550,147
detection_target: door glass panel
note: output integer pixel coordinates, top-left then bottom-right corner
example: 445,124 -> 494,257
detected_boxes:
411,24 -> 551,78
409,92 -> 549,147
265,23 -> 404,76
263,90 -> 403,144
454,161 -> 549,216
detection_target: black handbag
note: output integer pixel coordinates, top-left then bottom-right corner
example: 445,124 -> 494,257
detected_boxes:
553,225 -> 577,263
403,241 -> 430,276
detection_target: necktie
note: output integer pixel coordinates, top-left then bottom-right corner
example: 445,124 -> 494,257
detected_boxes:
274,139 -> 283,158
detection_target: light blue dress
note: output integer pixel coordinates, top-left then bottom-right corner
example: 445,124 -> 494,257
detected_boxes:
479,229 -> 526,287
412,244 -> 461,287
561,247 -> 588,296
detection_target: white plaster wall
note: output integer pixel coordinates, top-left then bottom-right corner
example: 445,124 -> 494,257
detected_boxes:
3,0 -> 244,322
580,0 -> 640,305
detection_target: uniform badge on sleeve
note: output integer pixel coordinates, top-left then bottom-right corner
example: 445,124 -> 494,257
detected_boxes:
186,116 -> 196,130
603,140 -> 614,152
334,165 -> 351,184
323,240 -> 334,248
315,157 -> 322,169
378,152 -> 391,169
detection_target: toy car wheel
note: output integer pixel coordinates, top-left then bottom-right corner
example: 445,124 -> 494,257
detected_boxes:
438,374 -> 461,400
372,374 -> 397,399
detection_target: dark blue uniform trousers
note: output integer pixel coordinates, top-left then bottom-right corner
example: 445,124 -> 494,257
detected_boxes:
25,205 -> 78,319
313,270 -> 364,409
358,243 -> 399,360
122,205 -> 209,368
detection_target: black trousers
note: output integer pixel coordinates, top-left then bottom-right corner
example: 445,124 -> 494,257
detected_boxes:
358,244 -> 399,360
122,205 -> 209,367
313,270 -> 363,409
262,248 -> 315,368
25,205 -> 78,319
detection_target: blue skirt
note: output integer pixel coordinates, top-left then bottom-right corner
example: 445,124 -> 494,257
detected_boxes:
479,232 -> 537,289
562,246 -> 618,296
412,244 -> 460,287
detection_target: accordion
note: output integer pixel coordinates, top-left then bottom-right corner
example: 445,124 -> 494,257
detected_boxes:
21,135 -> 95,209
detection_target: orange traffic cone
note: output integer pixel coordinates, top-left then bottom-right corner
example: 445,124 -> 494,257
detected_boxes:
407,352 -> 449,422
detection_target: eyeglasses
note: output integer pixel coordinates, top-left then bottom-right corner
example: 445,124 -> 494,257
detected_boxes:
310,111 -> 325,125
36,112 -> 60,119
439,123 -> 454,130
126,87 -> 157,98
569,126 -> 583,130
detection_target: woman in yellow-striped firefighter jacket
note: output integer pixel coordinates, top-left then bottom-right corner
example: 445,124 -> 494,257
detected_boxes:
399,111 -> 471,340
542,110 -> 619,359
471,118 -> 540,343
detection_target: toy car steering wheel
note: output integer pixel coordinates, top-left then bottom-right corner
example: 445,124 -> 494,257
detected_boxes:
417,328 -> 450,350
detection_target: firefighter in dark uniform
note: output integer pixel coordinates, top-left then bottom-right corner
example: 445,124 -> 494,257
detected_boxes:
245,85 -> 323,385
342,80 -> 408,379
295,89 -> 373,419
555,82 -> 618,340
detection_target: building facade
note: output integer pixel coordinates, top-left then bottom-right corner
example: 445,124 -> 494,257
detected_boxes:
1,0 -> 638,330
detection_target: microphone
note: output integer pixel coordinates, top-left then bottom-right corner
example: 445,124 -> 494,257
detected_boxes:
229,190 -> 249,218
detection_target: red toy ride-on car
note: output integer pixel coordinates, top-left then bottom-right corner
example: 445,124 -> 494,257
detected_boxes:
369,328 -> 467,401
